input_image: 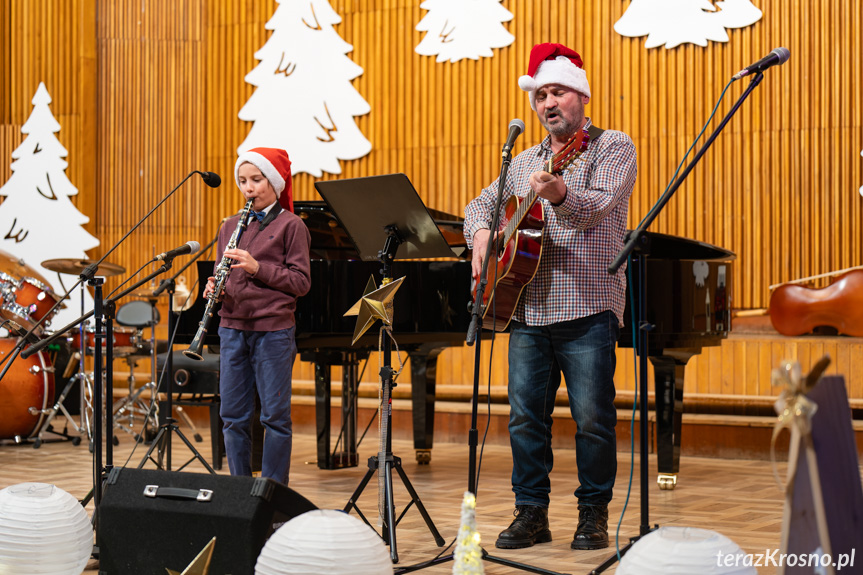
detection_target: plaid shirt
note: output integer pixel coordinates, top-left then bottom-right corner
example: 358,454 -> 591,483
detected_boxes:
464,119 -> 637,326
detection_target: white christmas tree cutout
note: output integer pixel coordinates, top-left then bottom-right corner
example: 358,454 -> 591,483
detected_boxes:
614,0 -> 762,49
0,82 -> 99,330
237,0 -> 371,177
415,0 -> 514,63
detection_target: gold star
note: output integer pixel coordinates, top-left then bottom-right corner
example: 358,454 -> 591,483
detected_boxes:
344,275 -> 405,345
165,537 -> 216,575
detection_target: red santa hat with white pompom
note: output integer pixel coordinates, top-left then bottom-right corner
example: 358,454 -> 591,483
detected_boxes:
234,147 -> 294,213
518,43 -> 591,110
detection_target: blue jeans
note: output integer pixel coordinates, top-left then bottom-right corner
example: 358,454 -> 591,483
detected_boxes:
218,326 -> 296,484
507,311 -> 619,508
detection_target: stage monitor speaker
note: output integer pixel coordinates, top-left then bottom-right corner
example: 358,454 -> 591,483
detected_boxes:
98,467 -> 317,575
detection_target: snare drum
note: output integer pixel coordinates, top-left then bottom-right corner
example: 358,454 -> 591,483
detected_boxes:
0,337 -> 55,440
67,325 -> 138,356
0,275 -> 62,331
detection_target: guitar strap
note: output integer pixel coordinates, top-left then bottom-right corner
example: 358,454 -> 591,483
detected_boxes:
587,124 -> 605,142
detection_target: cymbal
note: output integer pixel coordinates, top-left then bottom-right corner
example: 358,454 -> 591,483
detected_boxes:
41,258 -> 126,277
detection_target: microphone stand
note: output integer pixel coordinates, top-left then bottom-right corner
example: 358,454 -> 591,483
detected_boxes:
593,72 -> 764,574
9,171 -> 210,369
151,225 -> 219,298
14,170 -> 211,560
137,274 -> 216,474
14,170 -> 209,364
130,221 -> 220,472
398,139 -> 565,575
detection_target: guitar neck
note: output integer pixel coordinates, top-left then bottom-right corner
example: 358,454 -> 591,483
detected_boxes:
500,189 -> 538,244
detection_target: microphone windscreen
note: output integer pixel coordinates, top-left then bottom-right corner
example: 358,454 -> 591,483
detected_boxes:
773,47 -> 791,64
509,118 -> 526,134
187,241 -> 201,254
200,171 -> 222,188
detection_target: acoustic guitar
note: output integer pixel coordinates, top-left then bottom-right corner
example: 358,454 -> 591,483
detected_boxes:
474,126 -> 593,331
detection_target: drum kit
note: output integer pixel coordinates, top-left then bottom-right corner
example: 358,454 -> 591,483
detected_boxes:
0,251 -> 174,447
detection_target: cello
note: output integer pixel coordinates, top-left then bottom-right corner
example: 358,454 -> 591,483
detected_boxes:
769,268 -> 863,337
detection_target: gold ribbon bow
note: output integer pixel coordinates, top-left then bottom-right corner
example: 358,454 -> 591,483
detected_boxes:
770,357 -> 828,491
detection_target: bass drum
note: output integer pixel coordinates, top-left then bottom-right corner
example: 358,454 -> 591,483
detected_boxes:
0,338 -> 54,440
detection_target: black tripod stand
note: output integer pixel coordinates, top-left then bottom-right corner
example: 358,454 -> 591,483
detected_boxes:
138,276 -> 215,473
314,174 -> 456,563
342,227 -> 444,563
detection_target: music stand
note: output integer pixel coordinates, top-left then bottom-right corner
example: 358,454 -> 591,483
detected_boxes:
314,174 -> 449,562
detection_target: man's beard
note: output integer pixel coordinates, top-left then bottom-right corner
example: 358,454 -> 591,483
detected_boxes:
542,113 -> 578,137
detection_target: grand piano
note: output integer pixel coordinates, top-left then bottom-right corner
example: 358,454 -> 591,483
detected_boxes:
617,231 -> 734,489
172,201 -> 734,484
173,200 -> 474,469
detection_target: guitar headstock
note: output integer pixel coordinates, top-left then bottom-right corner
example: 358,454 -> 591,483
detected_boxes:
546,127 -> 591,175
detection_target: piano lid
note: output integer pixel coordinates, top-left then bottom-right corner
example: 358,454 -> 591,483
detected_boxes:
630,230 -> 736,261
295,200 -> 468,260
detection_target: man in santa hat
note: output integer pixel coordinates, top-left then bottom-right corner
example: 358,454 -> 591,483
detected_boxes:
204,147 -> 311,486
464,43 -> 637,551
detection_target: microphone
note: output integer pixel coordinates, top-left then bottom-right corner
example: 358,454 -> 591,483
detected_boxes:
155,241 -> 201,262
198,171 -> 222,188
733,47 -> 790,80
5,321 -> 41,345
501,119 -> 526,158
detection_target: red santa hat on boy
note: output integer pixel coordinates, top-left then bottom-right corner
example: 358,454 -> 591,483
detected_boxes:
518,43 -> 591,111
234,147 -> 294,212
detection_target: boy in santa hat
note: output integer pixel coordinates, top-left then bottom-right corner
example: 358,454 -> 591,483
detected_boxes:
464,43 -> 637,551
204,147 -> 311,485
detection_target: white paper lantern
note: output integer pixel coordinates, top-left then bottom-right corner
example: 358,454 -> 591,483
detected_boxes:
0,483 -> 93,575
256,509 -> 393,575
617,526 -> 757,575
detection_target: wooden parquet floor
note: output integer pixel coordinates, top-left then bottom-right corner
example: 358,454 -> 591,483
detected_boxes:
0,423 -> 818,575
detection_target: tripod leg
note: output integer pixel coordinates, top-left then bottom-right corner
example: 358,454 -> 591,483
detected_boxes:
344,463 -> 377,518
384,459 -> 398,563
169,424 -> 216,473
32,376 -> 80,446
136,422 -> 215,473
137,425 -> 169,469
393,459 -> 445,546
174,405 -> 203,442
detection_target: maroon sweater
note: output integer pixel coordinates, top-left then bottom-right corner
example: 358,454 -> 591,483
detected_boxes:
216,206 -> 311,332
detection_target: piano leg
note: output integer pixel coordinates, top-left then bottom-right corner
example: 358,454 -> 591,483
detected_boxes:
313,353 -> 361,470
649,352 -> 694,490
340,354 -> 360,468
314,362 -> 332,469
408,345 -> 444,465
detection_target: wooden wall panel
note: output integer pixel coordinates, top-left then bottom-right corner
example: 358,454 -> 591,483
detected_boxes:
1,0 -> 862,397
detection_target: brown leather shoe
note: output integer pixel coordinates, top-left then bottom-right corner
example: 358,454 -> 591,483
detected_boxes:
495,505 -> 552,549
571,505 -> 609,550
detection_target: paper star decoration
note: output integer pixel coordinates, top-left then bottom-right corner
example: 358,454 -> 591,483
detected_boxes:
344,275 -> 405,345
165,536 -> 216,575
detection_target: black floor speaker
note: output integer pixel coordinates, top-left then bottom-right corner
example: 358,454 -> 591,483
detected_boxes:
98,467 -> 317,575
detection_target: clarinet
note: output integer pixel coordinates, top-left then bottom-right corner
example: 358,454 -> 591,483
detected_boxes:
183,199 -> 255,360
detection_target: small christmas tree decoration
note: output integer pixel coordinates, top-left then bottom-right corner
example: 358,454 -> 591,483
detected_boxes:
452,491 -> 484,575
0,82 -> 99,328
614,0 -> 762,49
415,0 -> 514,63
